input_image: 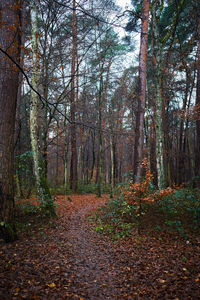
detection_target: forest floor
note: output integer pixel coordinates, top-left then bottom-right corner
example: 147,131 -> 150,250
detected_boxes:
0,194 -> 199,300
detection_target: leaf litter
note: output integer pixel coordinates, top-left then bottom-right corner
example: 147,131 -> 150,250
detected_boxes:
0,194 -> 199,299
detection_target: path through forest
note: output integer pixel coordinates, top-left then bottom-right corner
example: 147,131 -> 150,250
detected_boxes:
64,197 -> 120,299
0,194 -> 199,299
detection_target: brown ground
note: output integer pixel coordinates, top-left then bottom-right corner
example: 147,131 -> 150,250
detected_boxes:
0,194 -> 199,299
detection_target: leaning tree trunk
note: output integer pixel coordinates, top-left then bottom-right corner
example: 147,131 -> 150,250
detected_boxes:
30,1 -> 55,214
133,0 -> 150,182
0,0 -> 21,242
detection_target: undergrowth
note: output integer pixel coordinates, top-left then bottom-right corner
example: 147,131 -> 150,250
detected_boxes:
50,183 -> 111,195
15,200 -> 57,236
90,187 -> 200,241
90,162 -> 200,241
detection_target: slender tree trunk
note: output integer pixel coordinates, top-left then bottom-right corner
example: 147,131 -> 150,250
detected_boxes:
151,2 -> 165,189
70,0 -> 78,191
133,0 -> 150,182
64,140 -> 69,192
0,0 -> 21,242
150,106 -> 158,186
178,69 -> 190,184
30,1 -> 54,214
97,75 -> 104,197
195,20 -> 200,188
110,136 -> 114,198
90,131 -> 96,183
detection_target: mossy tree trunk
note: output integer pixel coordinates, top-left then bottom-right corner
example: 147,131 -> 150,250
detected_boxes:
30,1 -> 55,215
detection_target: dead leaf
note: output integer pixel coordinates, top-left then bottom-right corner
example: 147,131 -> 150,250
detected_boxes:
47,282 -> 56,288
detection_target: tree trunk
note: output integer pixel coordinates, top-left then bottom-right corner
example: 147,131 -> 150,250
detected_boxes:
70,0 -> 78,191
133,0 -> 150,182
195,20 -> 200,188
110,136 -> 114,198
90,131 -> 96,183
97,75 -> 104,197
0,0 -> 21,242
178,69 -> 190,184
151,2 -> 165,189
30,1 -> 55,214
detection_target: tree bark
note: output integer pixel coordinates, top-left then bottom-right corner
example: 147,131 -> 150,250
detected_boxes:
151,1 -> 165,189
133,0 -> 150,182
195,20 -> 200,188
0,0 -> 21,242
30,1 -> 55,214
70,0 -> 78,191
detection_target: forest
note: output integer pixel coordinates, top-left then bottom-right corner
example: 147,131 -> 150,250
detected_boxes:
0,0 -> 200,299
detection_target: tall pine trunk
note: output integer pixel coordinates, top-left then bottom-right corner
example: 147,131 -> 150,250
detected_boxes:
133,0 -> 150,182
97,75 -> 104,197
195,20 -> 200,188
70,0 -> 78,191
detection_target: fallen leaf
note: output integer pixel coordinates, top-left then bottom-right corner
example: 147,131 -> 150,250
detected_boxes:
158,279 -> 166,283
47,282 -> 56,288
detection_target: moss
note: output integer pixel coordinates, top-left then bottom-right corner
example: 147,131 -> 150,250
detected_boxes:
38,159 -> 56,216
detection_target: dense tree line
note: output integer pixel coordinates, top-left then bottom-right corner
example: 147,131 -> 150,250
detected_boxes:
0,0 -> 199,242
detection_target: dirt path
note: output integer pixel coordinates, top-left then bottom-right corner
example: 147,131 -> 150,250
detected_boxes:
65,199 -> 120,299
0,194 -> 199,300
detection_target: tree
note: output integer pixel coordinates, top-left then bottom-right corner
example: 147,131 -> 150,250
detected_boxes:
70,0 -> 78,191
150,0 -> 185,189
0,0 -> 21,242
133,0 -> 150,183
195,18 -> 200,188
30,0 -> 55,214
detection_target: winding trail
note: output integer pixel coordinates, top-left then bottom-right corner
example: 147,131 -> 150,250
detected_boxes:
65,198 -> 120,299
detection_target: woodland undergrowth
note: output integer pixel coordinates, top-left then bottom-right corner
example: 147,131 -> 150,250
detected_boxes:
90,161 -> 200,242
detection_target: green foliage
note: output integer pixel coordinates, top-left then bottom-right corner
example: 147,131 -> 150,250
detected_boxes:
15,151 -> 34,198
77,182 -> 111,194
40,199 -> 56,217
15,201 -> 57,236
91,187 -> 200,240
155,188 -> 200,232
50,182 -> 111,195
17,202 -> 39,215
50,185 -> 71,195
89,194 -> 135,240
